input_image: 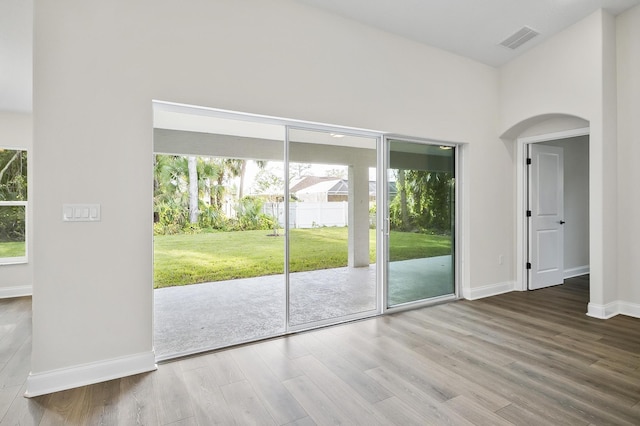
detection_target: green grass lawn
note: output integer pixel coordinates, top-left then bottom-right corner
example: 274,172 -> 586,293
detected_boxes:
154,227 -> 452,288
0,241 -> 25,258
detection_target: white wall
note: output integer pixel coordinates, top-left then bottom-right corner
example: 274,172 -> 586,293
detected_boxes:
541,136 -> 590,275
616,4 -> 640,313
499,10 -> 618,314
0,112 -> 33,298
31,0 -> 505,394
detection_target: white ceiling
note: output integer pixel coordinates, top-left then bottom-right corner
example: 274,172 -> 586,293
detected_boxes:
2,0 -> 639,114
297,0 -> 639,66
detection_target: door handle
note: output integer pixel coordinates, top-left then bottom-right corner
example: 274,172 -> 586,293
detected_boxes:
559,220 -> 566,225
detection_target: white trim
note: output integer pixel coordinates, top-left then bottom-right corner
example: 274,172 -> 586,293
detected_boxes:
518,127 -> 590,144
618,301 -> 640,319
25,351 -> 157,397
564,265 -> 589,279
153,100 -> 383,138
0,285 -> 31,298
587,301 -> 619,319
515,127 -> 590,292
587,300 -> 640,320
466,281 -> 515,300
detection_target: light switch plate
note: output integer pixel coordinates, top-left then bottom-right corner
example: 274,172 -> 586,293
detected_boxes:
63,204 -> 101,222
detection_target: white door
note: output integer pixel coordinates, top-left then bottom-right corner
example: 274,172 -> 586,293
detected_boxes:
528,144 -> 564,290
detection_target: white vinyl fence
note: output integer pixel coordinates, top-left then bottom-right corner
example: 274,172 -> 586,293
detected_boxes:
263,202 -> 348,229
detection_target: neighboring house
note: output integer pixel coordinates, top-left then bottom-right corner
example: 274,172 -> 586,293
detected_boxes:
291,176 -> 395,203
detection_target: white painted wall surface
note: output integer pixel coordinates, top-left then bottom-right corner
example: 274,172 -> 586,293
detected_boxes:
0,112 -> 33,297
616,4 -> 640,309
32,0 -> 503,387
499,10 -> 618,309
541,136 -> 590,274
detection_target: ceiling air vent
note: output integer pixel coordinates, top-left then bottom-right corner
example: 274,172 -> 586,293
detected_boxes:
499,26 -> 539,50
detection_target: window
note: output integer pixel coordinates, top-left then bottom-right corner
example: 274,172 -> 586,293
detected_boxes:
0,149 -> 27,263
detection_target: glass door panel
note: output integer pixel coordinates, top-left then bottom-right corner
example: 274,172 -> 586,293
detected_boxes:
387,139 -> 455,307
287,128 -> 378,327
153,114 -> 286,359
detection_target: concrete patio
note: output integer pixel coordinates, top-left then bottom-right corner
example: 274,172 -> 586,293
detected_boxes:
154,255 -> 454,359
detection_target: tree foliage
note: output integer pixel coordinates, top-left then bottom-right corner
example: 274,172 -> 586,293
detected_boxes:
0,150 -> 27,201
0,150 -> 27,243
153,155 -> 275,234
390,170 -> 454,234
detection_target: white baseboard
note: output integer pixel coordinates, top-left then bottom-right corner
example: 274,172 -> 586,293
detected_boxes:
618,301 -> 640,319
0,285 -> 32,299
586,302 -> 618,319
564,265 -> 589,279
25,351 -> 157,397
466,281 -> 515,300
587,300 -> 640,320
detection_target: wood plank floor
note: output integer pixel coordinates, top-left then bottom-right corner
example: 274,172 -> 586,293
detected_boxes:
1,276 -> 639,425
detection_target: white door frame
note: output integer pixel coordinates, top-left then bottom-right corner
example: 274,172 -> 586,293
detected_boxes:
515,127 -> 589,291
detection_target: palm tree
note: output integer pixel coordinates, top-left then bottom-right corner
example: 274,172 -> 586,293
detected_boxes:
188,156 -> 198,223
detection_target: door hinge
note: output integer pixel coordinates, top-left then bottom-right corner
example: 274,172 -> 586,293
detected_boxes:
526,158 -> 532,165
526,262 -> 532,270
526,210 -> 532,217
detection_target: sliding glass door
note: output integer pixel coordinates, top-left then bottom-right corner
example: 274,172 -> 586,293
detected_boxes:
153,102 -> 459,360
386,139 -> 456,307
287,128 -> 378,328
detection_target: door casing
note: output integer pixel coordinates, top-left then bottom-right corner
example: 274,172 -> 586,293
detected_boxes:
515,127 -> 589,291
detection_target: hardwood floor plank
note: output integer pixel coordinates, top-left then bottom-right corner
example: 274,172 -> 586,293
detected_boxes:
552,333 -> 640,366
77,379 -> 120,425
312,350 -> 392,404
365,366 -> 474,425
201,350 -> 245,386
372,396 -> 434,425
272,334 -> 310,360
39,386 -> 89,425
496,402 -> 588,426
421,345 -> 589,425
231,345 -> 307,425
443,395 -> 514,426
289,355 -> 386,425
165,416 -> 198,426
220,380 -> 276,425
358,331 -> 512,410
454,298 -> 602,341
0,337 -> 31,390
0,385 -> 20,421
155,361 -> 196,424
590,358 -> 640,378
358,335 -> 459,403
339,325 -> 511,411
507,361 -> 640,425
282,375 -> 353,425
255,339 -> 304,382
180,366 -> 235,426
0,383 -> 48,426
282,415 -> 316,426
115,372 -> 160,426
297,332 -> 392,404
310,329 -> 381,371
0,312 -> 30,366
